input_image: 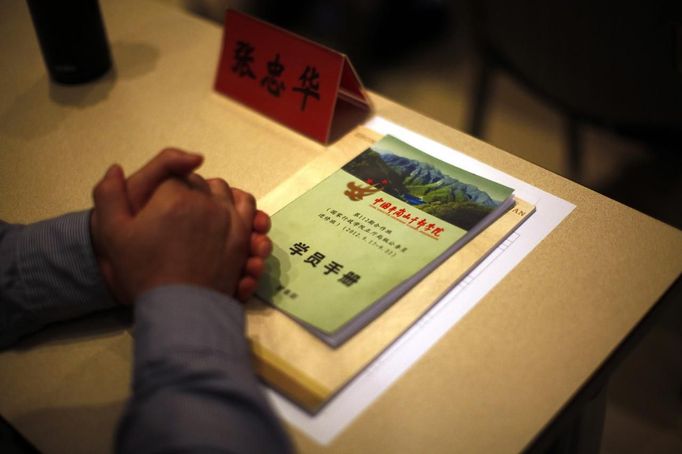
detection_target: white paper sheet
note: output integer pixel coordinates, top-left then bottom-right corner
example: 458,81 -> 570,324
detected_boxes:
263,117 -> 576,444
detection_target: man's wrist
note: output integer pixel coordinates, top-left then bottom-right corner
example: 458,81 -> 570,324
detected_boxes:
88,208 -> 126,305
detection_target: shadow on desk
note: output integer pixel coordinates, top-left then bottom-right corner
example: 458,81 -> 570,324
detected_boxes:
8,400 -> 125,454
0,41 -> 159,140
328,98 -> 372,144
13,307 -> 131,351
0,414 -> 38,454
2,309 -> 131,453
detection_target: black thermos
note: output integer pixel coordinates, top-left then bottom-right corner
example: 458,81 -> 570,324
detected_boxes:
26,0 -> 112,84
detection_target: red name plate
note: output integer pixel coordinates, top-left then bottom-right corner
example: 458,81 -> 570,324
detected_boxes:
214,10 -> 372,143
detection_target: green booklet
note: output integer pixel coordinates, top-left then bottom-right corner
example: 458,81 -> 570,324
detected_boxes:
256,135 -> 514,347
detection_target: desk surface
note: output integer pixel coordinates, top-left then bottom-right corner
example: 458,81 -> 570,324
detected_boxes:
1,0 -> 681,452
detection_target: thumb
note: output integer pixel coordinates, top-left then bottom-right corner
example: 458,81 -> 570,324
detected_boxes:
93,164 -> 133,228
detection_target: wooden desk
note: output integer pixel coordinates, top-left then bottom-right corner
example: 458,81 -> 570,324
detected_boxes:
1,0 -> 680,452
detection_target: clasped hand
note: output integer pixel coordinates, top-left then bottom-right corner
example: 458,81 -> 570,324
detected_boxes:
90,149 -> 271,304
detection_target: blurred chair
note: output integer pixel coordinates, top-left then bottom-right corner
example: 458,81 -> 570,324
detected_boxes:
468,0 -> 682,181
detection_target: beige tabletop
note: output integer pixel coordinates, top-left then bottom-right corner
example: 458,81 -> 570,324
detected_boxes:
1,0 -> 681,453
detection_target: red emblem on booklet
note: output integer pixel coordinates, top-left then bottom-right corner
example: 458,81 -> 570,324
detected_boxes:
214,10 -> 372,143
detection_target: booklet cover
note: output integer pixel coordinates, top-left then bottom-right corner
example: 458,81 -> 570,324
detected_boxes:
256,135 -> 514,346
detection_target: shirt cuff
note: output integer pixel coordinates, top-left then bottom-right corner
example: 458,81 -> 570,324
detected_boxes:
15,210 -> 116,325
133,285 -> 249,365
